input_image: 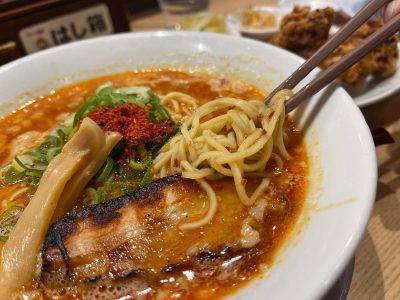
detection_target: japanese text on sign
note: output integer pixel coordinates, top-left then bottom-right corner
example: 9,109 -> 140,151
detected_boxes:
19,5 -> 114,54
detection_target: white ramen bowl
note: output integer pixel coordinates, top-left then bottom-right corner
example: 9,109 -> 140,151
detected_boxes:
0,31 -> 376,300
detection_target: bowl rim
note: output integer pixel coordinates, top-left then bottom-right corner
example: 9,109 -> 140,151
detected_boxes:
0,30 -> 377,300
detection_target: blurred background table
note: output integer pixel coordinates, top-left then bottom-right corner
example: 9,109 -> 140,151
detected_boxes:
352,95 -> 400,300
130,1 -> 400,299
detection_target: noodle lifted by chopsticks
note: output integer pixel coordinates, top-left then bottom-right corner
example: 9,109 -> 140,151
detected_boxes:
153,89 -> 292,230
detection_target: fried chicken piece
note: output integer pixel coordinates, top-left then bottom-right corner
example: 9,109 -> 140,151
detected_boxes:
321,41 -> 372,84
321,19 -> 399,84
363,21 -> 399,79
270,6 -> 335,58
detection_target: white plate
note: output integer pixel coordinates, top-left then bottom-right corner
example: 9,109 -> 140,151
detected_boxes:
0,32 -> 377,300
281,1 -> 400,106
226,1 -> 340,38
226,6 -> 291,39
336,0 -> 381,18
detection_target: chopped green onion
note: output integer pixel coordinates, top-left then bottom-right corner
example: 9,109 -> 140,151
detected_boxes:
129,159 -> 148,171
29,176 -> 41,186
0,204 -> 24,240
61,113 -> 75,130
4,168 -> 26,184
25,151 -> 47,162
85,187 -> 99,205
139,168 -> 153,186
40,135 -> 62,148
11,158 -> 25,173
25,169 -> 44,177
0,204 -> 24,224
96,187 -> 106,204
112,180 -> 130,192
147,90 -> 171,121
109,93 -> 147,108
94,157 -> 114,184
57,128 -> 66,143
13,156 -> 43,174
114,86 -> 151,99
46,147 -> 61,163
96,81 -> 113,94
73,95 -> 95,127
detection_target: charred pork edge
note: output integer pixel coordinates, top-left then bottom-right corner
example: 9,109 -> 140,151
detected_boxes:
41,175 -> 182,273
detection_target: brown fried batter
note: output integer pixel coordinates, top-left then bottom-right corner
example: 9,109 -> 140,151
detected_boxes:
270,7 -> 399,85
269,5 -> 335,58
321,19 -> 399,84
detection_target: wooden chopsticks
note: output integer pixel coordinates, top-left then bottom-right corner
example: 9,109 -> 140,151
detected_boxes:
264,0 -> 400,113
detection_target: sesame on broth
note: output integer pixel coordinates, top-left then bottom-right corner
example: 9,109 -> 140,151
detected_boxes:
0,70 -> 308,299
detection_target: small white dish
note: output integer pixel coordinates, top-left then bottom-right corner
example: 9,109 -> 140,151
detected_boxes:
226,6 -> 291,39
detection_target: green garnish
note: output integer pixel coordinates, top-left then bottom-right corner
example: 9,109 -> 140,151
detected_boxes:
1,83 -> 180,210
129,159 -> 149,171
0,204 -> 24,242
72,83 -> 160,127
139,168 -> 153,187
94,157 -> 115,184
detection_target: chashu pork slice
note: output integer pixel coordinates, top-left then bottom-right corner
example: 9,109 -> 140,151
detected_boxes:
40,175 -> 252,292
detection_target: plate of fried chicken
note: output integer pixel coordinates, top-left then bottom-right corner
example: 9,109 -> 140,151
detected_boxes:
267,5 -> 400,107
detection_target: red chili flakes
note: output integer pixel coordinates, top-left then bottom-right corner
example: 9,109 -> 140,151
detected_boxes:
87,104 -> 174,161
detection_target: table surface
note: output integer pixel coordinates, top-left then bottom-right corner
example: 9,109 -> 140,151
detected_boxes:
130,1 -> 400,299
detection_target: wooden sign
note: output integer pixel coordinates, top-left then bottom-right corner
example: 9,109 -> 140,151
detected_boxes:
0,0 -> 130,65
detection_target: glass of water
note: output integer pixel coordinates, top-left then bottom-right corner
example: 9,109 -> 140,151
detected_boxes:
157,0 -> 210,29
